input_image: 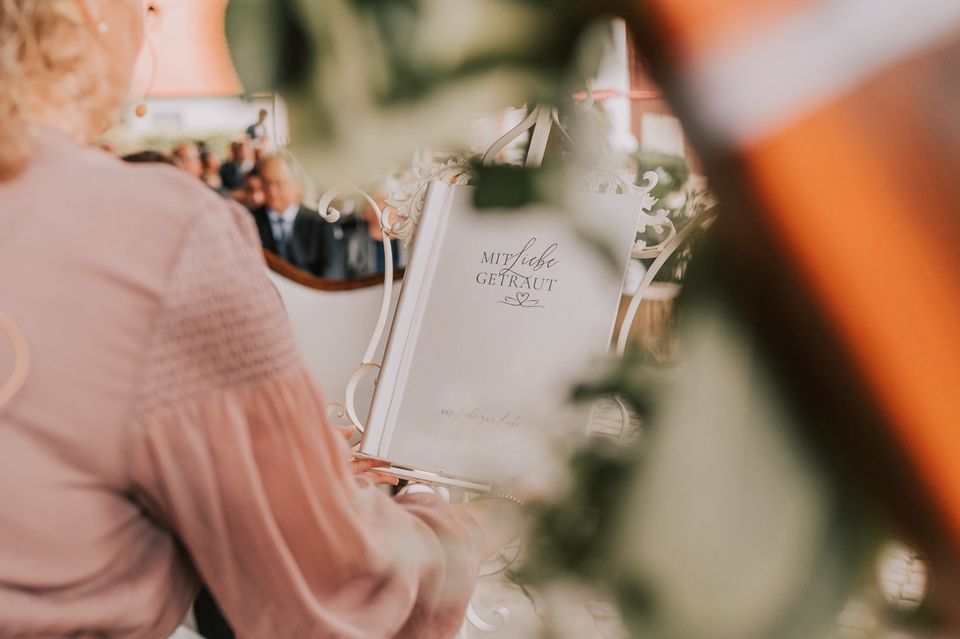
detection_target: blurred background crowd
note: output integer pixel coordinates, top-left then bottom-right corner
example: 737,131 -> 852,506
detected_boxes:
114,107 -> 400,281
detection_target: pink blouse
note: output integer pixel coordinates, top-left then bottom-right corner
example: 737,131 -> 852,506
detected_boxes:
0,130 -> 483,638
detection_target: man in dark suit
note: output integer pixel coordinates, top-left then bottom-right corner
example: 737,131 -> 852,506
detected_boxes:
251,155 -> 347,279
219,139 -> 255,192
245,108 -> 269,149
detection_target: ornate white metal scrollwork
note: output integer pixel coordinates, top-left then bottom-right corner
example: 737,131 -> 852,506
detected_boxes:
466,603 -> 512,633
481,104 -> 571,168
384,158 -> 473,247
317,186 -> 396,434
615,212 -> 716,357
580,167 -> 676,259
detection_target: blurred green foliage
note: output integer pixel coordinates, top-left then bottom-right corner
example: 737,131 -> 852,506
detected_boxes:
469,160 -> 545,210
226,0 -> 612,184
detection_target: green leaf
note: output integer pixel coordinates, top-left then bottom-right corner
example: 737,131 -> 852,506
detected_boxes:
470,161 -> 543,209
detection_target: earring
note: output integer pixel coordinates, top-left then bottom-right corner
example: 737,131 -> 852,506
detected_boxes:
134,35 -> 158,118
97,21 -> 109,34
133,4 -> 164,119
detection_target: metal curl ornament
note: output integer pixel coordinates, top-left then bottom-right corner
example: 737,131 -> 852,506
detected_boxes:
317,185 -> 396,434
0,312 -> 29,411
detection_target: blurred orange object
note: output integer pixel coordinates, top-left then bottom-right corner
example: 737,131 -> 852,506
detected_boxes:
628,0 -> 960,579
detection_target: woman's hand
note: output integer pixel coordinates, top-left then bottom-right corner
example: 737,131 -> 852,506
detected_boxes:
337,425 -> 399,486
350,457 -> 399,486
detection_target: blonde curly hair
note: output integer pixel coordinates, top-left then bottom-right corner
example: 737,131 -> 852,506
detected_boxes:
0,0 -> 116,179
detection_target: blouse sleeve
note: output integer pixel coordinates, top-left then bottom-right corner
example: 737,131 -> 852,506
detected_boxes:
125,203 -> 484,639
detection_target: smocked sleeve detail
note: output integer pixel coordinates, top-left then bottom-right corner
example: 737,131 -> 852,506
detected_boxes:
126,204 -> 484,639
133,202 -> 300,417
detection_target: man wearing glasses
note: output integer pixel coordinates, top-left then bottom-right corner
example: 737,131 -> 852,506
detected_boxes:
251,156 -> 345,279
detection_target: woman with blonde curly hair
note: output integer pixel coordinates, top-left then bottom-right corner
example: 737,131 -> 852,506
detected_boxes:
0,2 -> 520,638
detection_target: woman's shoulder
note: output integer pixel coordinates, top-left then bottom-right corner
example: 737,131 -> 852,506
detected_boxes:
107,158 -> 263,271
26,131 -> 263,294
81,147 -> 228,225
54,136 -> 256,251
30,130 -> 212,219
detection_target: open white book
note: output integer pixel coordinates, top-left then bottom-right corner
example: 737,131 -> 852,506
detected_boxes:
360,182 -> 643,486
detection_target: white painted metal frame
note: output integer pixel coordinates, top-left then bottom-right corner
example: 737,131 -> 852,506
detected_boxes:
314,106 -> 713,634
480,104 -> 572,167
315,102 -> 708,462
315,186 -> 396,435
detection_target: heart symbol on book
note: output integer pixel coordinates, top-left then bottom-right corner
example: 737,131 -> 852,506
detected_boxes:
498,293 -> 542,309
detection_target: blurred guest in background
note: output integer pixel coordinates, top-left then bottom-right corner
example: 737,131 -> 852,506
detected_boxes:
171,141 -> 202,179
344,178 -> 403,278
236,168 -> 265,212
252,155 -> 346,278
220,139 -> 255,191
121,149 -> 176,165
245,108 -> 269,150
199,150 -> 224,193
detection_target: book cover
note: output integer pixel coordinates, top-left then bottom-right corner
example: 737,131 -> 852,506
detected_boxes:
361,182 -> 643,484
